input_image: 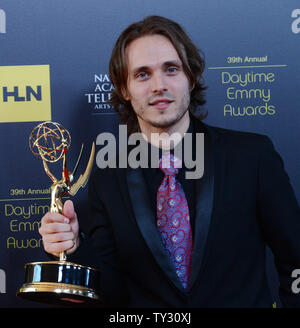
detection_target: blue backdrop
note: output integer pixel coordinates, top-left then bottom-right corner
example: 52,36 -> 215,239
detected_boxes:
0,0 -> 299,307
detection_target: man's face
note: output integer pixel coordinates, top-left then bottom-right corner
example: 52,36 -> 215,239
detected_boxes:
124,34 -> 192,131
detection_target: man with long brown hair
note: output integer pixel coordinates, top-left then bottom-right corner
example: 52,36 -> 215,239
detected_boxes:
108,15 -> 207,134
39,16 -> 300,307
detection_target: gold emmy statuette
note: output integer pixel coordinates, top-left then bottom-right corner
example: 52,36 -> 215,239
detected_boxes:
17,121 -> 101,305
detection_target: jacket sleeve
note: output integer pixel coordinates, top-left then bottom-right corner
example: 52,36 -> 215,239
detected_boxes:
68,169 -> 128,307
257,136 -> 300,307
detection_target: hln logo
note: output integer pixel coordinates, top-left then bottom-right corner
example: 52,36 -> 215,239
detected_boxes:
0,9 -> 5,34
0,65 -> 51,123
2,86 -> 42,102
0,269 -> 5,293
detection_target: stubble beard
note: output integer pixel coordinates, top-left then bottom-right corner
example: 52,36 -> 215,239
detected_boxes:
136,92 -> 191,129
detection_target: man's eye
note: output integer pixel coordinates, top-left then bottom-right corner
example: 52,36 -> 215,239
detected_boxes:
136,72 -> 149,79
167,67 -> 178,74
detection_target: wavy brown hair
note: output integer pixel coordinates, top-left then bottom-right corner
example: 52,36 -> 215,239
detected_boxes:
108,15 -> 207,134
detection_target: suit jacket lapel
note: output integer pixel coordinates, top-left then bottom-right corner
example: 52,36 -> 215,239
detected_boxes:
189,122 -> 226,290
126,167 -> 185,292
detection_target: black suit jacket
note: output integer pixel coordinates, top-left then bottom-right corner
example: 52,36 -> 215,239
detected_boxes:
70,118 -> 300,307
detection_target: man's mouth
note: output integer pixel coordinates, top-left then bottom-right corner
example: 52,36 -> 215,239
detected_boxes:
149,98 -> 174,109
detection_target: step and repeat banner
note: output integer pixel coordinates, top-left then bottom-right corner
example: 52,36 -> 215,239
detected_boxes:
0,0 -> 299,307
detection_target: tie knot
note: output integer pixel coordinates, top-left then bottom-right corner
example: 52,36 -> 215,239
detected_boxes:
159,152 -> 182,176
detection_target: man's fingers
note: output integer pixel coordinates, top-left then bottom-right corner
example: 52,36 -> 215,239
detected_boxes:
39,221 -> 71,235
41,212 -> 70,225
43,231 -> 74,244
39,201 -> 79,257
44,240 -> 74,256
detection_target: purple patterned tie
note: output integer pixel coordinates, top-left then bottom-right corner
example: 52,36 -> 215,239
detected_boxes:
156,152 -> 193,289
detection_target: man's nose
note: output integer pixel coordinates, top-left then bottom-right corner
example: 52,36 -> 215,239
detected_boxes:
151,72 -> 167,93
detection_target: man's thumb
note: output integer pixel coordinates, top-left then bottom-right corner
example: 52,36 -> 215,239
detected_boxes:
62,200 -> 76,220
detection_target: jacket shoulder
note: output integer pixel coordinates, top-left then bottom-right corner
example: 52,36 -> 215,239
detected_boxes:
203,123 -> 271,148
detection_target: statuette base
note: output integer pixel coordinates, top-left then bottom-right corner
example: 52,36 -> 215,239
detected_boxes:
17,261 -> 101,306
